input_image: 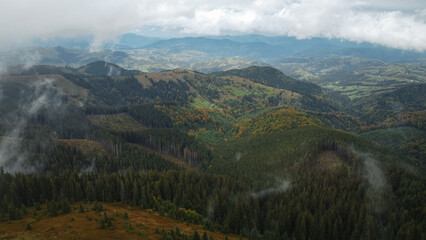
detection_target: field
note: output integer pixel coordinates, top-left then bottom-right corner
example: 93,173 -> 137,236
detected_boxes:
0,203 -> 243,240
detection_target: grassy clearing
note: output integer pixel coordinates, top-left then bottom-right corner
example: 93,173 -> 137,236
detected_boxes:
191,97 -> 211,108
316,150 -> 344,169
0,203 -> 244,240
88,113 -> 147,131
55,139 -> 108,156
230,89 -> 249,96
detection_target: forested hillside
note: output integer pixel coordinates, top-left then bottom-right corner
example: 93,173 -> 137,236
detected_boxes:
0,62 -> 424,240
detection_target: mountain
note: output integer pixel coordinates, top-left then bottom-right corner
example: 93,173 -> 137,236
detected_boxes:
273,54 -> 426,100
114,34 -> 162,49
141,37 -> 288,59
77,61 -> 141,76
3,35 -> 426,79
213,66 -> 322,95
0,61 -> 424,240
328,47 -> 426,62
4,61 -> 141,77
141,36 -> 426,62
212,66 -> 347,113
0,46 -> 130,68
0,45 -> 266,73
29,33 -> 161,50
352,83 -> 426,125
380,83 -> 426,110
214,34 -> 375,52
360,126 -> 426,163
21,34 -> 426,62
186,56 -> 269,73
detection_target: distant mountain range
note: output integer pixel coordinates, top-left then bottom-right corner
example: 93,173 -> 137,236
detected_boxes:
2,34 -> 425,103
3,33 -> 426,66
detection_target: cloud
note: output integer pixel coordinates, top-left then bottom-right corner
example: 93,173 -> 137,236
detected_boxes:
0,0 -> 425,51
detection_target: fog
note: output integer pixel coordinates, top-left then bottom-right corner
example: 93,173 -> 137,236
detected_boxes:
0,78 -> 63,173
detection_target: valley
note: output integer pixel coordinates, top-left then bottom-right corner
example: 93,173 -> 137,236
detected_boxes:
0,36 -> 425,240
2,0 -> 426,238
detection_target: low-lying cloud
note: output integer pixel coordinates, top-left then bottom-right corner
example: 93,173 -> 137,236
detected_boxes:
251,178 -> 292,198
0,0 -> 425,51
0,78 -> 63,173
350,147 -> 387,213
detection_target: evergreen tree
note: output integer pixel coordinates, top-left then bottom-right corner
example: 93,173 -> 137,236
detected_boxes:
193,230 -> 201,240
202,231 -> 208,240
47,200 -> 58,217
61,198 -> 71,214
79,204 -> 85,213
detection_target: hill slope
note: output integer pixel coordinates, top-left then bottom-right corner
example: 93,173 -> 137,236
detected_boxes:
0,61 -> 425,240
0,202 -> 243,240
213,66 -> 323,96
77,61 -> 141,76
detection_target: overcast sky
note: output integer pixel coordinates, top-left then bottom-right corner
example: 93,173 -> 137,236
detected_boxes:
0,0 -> 425,51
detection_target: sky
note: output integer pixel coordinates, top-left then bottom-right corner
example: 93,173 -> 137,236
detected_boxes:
0,0 -> 425,51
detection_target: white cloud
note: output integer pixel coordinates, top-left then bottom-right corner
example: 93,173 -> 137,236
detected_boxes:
0,0 -> 425,51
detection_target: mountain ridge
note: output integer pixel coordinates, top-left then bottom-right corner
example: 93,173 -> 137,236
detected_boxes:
0,59 -> 424,240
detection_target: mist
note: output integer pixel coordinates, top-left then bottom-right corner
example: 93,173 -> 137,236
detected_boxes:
0,78 -> 64,173
364,158 -> 386,193
350,147 -> 387,213
365,156 -> 387,213
251,178 -> 292,198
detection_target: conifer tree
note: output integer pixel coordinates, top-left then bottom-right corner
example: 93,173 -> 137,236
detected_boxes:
193,230 -> 200,240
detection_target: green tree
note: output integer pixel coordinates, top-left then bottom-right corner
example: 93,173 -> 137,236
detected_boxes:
202,231 -> 208,240
193,230 -> 200,240
61,198 -> 71,214
79,204 -> 85,213
47,200 -> 58,217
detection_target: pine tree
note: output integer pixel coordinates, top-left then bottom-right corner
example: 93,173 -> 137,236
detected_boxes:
79,204 -> 85,213
192,230 -> 200,240
34,202 -> 41,211
20,204 -> 27,216
47,200 -> 58,217
202,231 -> 208,240
61,198 -> 71,214
8,203 -> 17,220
